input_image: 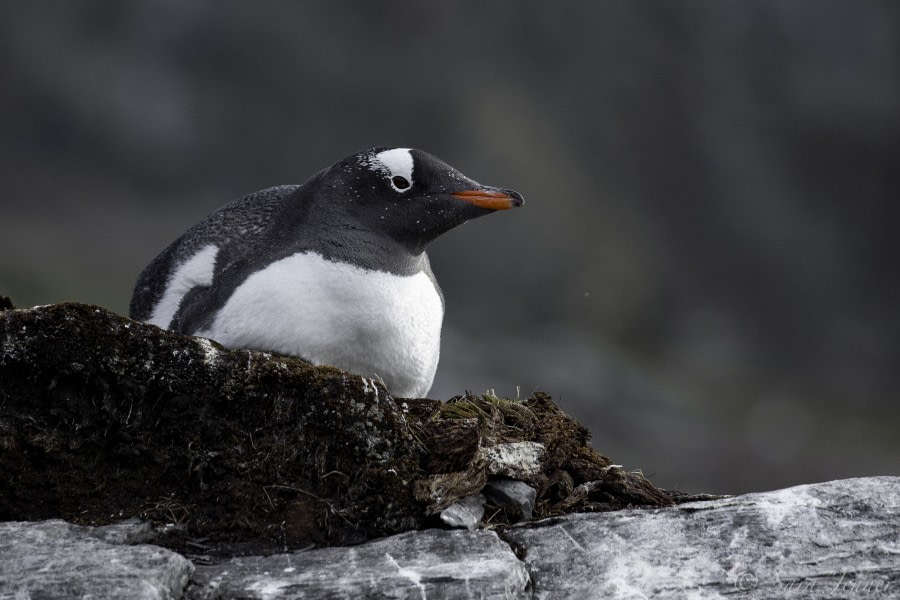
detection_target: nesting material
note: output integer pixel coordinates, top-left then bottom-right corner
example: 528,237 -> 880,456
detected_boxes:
1,301 -> 680,554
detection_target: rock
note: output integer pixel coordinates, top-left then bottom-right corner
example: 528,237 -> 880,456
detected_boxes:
2,477 -> 898,598
188,529 -> 530,599
483,479 -> 536,520
439,493 -> 486,530
0,302 -> 674,551
480,441 -> 545,479
503,476 -> 900,599
0,519 -> 192,600
89,518 -> 158,545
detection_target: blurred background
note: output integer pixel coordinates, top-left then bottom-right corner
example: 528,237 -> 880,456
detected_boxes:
1,1 -> 897,494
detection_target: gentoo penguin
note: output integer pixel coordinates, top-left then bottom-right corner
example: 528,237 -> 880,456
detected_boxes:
130,148 -> 523,398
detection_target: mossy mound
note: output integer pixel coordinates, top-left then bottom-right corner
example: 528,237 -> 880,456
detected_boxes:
0,301 -> 683,555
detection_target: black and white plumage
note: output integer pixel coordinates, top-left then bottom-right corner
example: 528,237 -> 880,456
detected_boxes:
130,148 -> 523,398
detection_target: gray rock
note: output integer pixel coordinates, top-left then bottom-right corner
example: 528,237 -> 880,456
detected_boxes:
189,529 -> 529,599
88,517 -> 158,545
483,480 -> 536,519
0,519 -> 192,600
504,476 -> 900,599
3,477 -> 900,599
440,493 -> 486,530
478,441 -> 545,479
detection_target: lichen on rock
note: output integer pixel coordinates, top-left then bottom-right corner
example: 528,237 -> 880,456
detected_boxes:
0,302 -> 677,554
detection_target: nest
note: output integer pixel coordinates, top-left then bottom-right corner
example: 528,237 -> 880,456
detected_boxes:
0,300 -> 696,556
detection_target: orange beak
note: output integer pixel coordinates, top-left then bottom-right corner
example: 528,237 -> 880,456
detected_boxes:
452,189 -> 523,210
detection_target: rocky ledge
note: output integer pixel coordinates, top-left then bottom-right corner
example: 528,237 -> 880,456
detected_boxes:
1,299 -> 898,598
2,477 -> 899,599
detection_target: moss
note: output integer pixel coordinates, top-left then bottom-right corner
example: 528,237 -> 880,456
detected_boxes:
0,303 -> 418,553
0,302 -> 684,555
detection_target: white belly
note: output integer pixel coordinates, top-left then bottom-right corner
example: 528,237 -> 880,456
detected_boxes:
196,251 -> 443,398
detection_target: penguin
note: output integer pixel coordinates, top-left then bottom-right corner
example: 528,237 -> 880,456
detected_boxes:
130,147 -> 523,398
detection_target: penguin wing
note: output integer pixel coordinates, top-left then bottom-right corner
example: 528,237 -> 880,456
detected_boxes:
129,185 -> 300,330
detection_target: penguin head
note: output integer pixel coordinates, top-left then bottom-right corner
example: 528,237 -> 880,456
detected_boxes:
324,147 -> 524,251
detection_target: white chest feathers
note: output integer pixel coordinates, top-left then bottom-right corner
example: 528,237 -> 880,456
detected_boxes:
195,251 -> 444,398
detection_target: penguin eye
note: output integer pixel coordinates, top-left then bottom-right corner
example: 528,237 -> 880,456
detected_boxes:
391,176 -> 411,190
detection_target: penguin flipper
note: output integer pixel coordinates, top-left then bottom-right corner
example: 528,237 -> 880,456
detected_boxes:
130,185 -> 302,329
129,242 -> 181,323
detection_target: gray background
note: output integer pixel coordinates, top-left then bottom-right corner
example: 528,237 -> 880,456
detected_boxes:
2,1 -> 897,494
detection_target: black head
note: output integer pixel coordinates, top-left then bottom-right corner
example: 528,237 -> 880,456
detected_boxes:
318,147 -> 524,252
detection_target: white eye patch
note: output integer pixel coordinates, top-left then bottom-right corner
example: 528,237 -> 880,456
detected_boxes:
363,148 -> 415,192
